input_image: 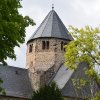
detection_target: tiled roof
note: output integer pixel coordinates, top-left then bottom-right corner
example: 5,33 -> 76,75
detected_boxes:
28,10 -> 73,42
53,62 -> 99,99
53,64 -> 73,89
0,63 -> 99,99
0,65 -> 33,99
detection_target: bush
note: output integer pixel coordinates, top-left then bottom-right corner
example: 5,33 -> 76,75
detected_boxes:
31,82 -> 63,100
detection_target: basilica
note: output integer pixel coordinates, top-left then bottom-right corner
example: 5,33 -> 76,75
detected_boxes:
0,8 -> 99,100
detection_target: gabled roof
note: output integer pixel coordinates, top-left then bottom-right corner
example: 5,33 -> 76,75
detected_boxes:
53,64 -> 73,89
28,10 -> 73,42
0,65 -> 33,99
0,63 -> 99,99
53,62 -> 99,99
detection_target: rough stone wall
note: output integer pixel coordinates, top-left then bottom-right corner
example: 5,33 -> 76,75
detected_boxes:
26,40 -> 36,70
26,38 -> 67,71
28,70 -> 43,90
40,65 -> 55,86
63,97 -> 83,100
26,38 -> 69,90
0,96 -> 29,100
0,95 -> 83,100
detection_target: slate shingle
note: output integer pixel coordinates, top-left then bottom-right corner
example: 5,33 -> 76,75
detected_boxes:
28,10 -> 73,43
0,65 -> 33,99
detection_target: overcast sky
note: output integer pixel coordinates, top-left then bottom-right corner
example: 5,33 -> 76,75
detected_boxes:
6,0 -> 100,68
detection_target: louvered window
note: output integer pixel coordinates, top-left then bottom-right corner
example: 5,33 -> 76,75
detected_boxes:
42,41 -> 49,50
29,44 -> 33,53
42,41 -> 45,49
61,42 -> 67,51
61,41 -> 64,50
47,41 -> 49,49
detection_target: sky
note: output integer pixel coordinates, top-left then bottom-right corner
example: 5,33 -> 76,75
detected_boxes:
6,0 -> 100,68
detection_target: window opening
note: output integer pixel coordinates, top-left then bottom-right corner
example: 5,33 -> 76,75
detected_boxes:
29,44 -> 33,53
61,41 -> 64,50
42,41 -> 45,49
47,41 -> 49,49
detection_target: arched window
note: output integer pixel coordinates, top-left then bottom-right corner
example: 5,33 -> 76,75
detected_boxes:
61,41 -> 64,50
42,41 -> 50,50
64,42 -> 67,51
42,41 -> 45,49
29,44 -> 33,53
47,41 -> 49,49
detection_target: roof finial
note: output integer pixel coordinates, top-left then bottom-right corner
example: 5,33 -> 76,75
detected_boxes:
52,4 -> 54,10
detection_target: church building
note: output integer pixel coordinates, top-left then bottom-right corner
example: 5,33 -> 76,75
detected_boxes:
0,7 -> 99,100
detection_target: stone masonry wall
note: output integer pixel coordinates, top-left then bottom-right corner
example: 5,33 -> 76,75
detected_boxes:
34,38 -> 66,72
63,97 -> 83,100
0,96 -> 29,100
26,38 -> 67,71
28,70 -> 43,90
26,40 -> 36,70
26,38 -> 69,90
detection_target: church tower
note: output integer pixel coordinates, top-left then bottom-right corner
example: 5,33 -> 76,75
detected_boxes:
26,8 -> 73,90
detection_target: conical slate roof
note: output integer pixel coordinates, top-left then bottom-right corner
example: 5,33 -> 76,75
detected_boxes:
28,10 -> 73,42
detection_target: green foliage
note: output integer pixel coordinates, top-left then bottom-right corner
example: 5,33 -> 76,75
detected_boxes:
31,82 -> 63,100
0,0 -> 35,64
72,78 -> 87,90
64,26 -> 100,99
0,0 -> 35,95
65,26 -> 100,70
0,78 -> 6,95
92,91 -> 100,100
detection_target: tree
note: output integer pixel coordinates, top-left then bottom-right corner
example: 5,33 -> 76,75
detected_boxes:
64,26 -> 100,99
65,26 -> 100,79
0,0 -> 35,94
0,0 -> 35,64
92,91 -> 100,100
0,78 -> 6,95
32,82 -> 63,100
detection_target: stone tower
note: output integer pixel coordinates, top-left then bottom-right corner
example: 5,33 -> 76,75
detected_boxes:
26,9 -> 73,90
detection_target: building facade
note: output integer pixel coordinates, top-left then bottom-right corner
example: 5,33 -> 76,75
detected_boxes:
0,8 -> 99,100
26,9 -> 73,90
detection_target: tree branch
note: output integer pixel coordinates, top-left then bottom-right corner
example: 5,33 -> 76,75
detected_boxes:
89,53 -> 100,65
